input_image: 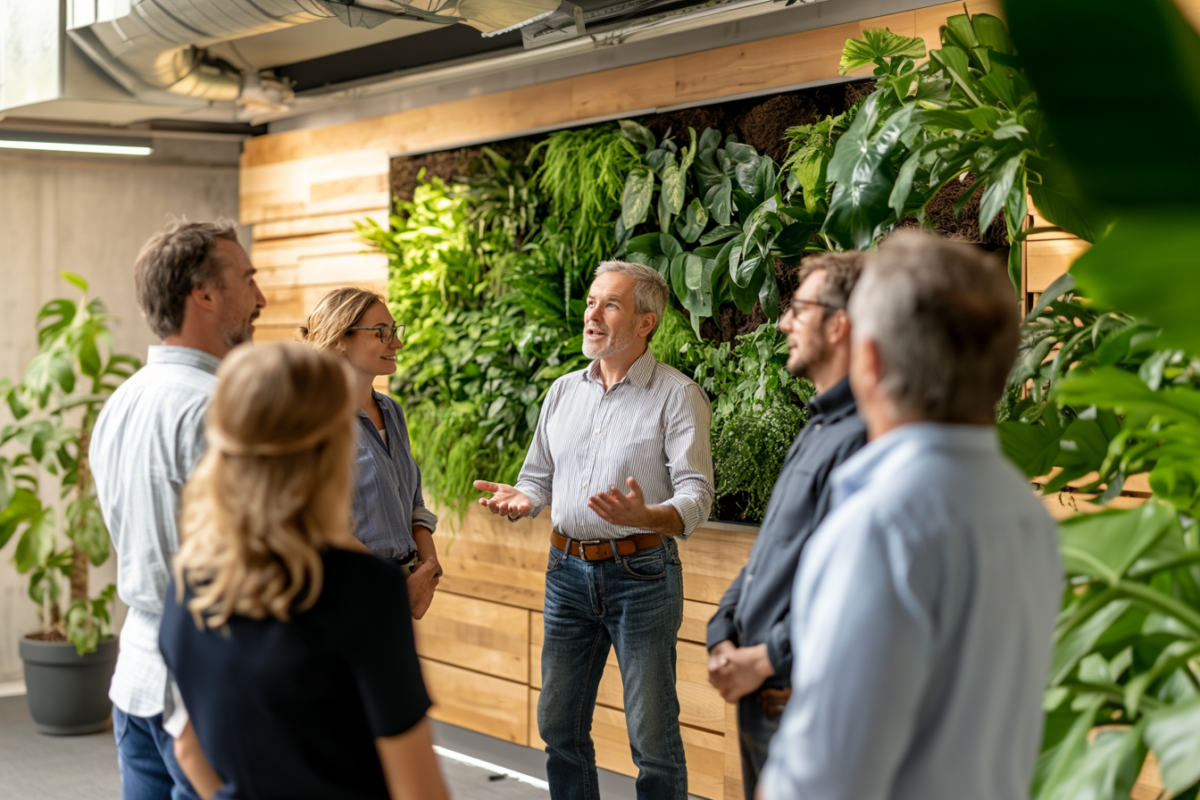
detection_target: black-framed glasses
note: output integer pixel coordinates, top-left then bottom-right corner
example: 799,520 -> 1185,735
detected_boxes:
348,324 -> 405,344
783,297 -> 843,316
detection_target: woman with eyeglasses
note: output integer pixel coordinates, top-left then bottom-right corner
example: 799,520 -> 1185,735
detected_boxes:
299,288 -> 441,619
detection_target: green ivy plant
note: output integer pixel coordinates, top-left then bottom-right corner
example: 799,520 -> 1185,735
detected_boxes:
0,274 -> 138,655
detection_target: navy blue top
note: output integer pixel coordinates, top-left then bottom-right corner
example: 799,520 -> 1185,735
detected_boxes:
159,549 -> 431,800
707,378 -> 867,687
352,392 -> 438,559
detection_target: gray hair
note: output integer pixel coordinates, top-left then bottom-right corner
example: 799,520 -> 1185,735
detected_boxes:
848,232 -> 1019,423
135,219 -> 241,339
595,260 -> 669,342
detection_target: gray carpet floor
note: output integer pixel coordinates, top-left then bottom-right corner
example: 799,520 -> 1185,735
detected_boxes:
0,695 -> 549,799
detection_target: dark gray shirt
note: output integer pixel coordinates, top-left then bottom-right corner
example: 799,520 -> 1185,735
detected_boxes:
706,378 -> 866,688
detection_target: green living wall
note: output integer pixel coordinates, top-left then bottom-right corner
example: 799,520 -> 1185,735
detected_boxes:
361,17 -> 1023,523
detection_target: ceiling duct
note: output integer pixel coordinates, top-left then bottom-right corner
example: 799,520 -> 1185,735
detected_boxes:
518,0 -> 825,48
63,0 -> 559,112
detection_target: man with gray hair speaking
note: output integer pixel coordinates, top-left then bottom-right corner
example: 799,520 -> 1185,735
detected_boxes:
759,233 -> 1062,800
475,260 -> 714,800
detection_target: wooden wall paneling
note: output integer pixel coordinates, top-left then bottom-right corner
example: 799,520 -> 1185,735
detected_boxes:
673,20 -> 857,104
570,59 -> 676,120
528,689 -> 726,799
251,230 -> 376,286
681,599 -> 718,645
681,526 -> 756,604
1040,491 -> 1145,522
413,592 -> 530,683
435,505 -> 553,611
1026,238 -> 1089,293
252,208 -> 389,241
421,657 -> 529,745
724,700 -> 743,800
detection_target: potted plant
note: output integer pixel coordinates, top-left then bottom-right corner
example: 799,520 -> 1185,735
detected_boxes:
0,273 -> 139,734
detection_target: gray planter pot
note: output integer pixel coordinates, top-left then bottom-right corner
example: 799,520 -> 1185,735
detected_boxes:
19,636 -> 118,735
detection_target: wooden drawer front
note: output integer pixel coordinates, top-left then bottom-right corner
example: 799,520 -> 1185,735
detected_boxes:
413,592 -> 529,683
1027,238 -> 1089,293
529,689 -> 725,799
420,658 -> 528,746
530,614 -> 726,733
680,526 -> 756,605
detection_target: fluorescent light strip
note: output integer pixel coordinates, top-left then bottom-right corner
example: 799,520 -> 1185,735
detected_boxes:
0,141 -> 152,156
433,746 -> 550,790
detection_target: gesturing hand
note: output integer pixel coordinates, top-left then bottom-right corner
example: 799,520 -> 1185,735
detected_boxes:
473,480 -> 533,520
587,477 -> 650,528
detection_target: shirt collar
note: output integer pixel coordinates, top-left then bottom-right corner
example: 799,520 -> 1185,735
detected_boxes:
146,345 -> 221,376
358,391 -> 390,425
831,422 -> 1001,506
807,377 -> 856,421
583,347 -> 656,389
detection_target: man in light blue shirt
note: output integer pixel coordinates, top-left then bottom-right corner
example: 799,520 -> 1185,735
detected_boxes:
91,220 -> 265,800
760,233 -> 1062,800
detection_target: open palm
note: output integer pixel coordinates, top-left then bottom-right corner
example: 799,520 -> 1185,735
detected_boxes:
473,480 -> 533,519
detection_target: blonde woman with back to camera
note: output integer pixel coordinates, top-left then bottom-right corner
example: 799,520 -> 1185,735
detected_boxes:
158,343 -> 449,800
300,288 -> 441,619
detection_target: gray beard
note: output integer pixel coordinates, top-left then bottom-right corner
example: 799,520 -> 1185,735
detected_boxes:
582,326 -> 634,359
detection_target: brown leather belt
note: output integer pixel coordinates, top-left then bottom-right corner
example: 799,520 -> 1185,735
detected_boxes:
550,531 -> 664,562
757,687 -> 792,716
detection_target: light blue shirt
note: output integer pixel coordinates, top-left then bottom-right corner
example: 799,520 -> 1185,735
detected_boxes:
91,346 -> 218,719
351,391 -> 438,559
761,423 -> 1062,800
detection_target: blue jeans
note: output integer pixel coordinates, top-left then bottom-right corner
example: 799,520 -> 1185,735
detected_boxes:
736,693 -> 783,800
538,539 -> 687,800
113,707 -> 202,800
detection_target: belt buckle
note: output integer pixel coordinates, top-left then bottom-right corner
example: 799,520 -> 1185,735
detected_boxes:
576,540 -> 605,561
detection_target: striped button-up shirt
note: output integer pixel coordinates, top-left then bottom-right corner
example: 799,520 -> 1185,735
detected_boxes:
514,348 -> 714,540
352,392 -> 438,559
91,346 -> 217,720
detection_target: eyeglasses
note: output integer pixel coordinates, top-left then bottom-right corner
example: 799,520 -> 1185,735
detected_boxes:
348,324 -> 405,344
783,298 -> 843,317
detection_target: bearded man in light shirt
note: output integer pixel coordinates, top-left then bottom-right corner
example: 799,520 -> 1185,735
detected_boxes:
475,260 -> 714,800
90,220 -> 265,800
758,233 -> 1062,800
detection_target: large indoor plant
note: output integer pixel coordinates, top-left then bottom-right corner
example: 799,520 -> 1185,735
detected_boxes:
982,0 -> 1200,796
0,274 -> 138,734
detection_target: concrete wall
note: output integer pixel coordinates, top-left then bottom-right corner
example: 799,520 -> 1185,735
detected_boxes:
0,143 -> 241,684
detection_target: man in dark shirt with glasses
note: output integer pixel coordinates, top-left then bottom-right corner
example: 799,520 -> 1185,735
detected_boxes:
707,251 -> 868,800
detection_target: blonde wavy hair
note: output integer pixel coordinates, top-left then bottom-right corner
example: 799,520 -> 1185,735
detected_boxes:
174,343 -> 357,629
297,287 -> 385,353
